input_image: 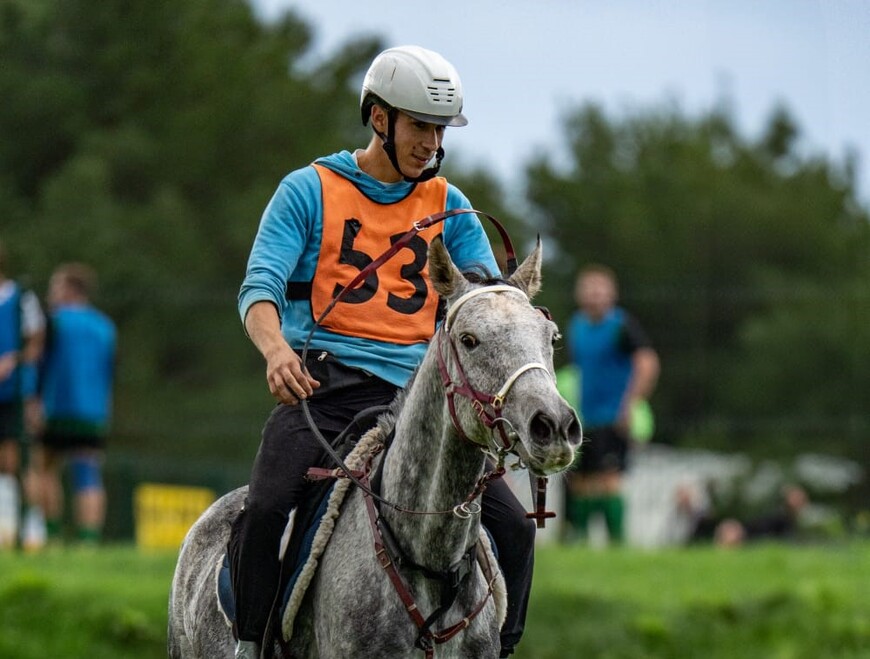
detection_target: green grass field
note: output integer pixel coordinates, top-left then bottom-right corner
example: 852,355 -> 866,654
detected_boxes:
0,542 -> 867,658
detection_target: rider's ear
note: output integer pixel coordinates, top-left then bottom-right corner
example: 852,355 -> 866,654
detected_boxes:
428,236 -> 464,298
508,237 -> 543,299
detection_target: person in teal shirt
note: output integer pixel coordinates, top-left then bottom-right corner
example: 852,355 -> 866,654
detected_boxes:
565,265 -> 659,544
36,263 -> 116,544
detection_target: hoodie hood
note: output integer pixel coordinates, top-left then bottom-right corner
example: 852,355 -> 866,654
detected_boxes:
313,150 -> 420,205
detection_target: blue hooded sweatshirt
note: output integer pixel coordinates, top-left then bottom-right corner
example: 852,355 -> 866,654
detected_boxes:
238,150 -> 499,387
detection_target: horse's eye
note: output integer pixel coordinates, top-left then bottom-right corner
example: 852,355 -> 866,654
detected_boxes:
459,333 -> 479,349
552,331 -> 562,345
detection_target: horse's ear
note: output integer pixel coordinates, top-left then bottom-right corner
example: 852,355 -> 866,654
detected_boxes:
428,236 -> 464,298
508,237 -> 543,299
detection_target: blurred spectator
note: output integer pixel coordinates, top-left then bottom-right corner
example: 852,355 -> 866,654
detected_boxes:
717,484 -> 810,547
678,482 -> 810,547
669,481 -> 713,545
564,265 -> 659,544
35,263 -> 116,544
0,239 -> 45,549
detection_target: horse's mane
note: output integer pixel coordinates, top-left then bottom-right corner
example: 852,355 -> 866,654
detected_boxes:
372,267 -> 521,441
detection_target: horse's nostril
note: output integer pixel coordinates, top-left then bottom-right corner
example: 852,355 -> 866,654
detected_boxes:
530,411 -> 556,445
565,412 -> 582,446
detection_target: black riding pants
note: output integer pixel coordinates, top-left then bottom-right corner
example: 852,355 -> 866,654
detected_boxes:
229,355 -> 535,654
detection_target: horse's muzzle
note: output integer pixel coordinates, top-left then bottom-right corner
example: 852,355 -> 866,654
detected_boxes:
528,408 -> 582,448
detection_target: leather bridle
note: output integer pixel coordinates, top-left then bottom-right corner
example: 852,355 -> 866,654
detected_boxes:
434,284 -> 553,455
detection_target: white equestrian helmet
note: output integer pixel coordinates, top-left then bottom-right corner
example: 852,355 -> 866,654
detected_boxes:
360,45 -> 468,127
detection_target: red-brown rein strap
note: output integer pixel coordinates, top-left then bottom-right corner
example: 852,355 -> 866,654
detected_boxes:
311,208 -> 517,332
527,475 -> 556,528
298,208 -> 519,514
360,461 -> 501,659
308,459 -> 499,658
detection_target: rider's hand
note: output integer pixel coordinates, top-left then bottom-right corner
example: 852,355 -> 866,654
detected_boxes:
263,343 -> 320,405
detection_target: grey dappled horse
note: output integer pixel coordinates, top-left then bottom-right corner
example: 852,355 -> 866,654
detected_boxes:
168,239 -> 581,658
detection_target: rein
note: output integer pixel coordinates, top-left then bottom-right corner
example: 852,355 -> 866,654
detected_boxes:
300,209 -> 557,525
300,209 -> 518,518
307,208 -> 517,338
315,446 -> 501,658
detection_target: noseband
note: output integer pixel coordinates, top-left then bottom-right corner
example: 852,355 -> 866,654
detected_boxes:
435,285 -> 553,454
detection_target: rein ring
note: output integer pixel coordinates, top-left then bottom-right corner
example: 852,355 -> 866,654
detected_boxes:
453,501 -> 482,519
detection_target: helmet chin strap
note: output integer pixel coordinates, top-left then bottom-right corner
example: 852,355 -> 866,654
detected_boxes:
377,108 -> 444,183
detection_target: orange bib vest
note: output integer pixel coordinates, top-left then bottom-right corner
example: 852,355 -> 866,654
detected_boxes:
309,164 -> 447,345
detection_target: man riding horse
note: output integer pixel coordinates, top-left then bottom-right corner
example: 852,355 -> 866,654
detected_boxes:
230,45 -> 537,659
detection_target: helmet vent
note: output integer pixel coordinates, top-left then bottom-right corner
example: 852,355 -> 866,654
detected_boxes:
427,79 -> 457,104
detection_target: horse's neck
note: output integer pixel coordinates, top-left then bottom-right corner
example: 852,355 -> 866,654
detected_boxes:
380,351 -> 486,569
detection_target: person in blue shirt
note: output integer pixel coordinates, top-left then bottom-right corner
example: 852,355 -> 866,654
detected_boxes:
229,46 -> 536,659
36,263 -> 116,545
565,265 -> 659,544
0,240 -> 45,549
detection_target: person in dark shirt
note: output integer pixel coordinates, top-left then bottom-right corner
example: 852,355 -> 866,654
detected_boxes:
565,265 -> 659,544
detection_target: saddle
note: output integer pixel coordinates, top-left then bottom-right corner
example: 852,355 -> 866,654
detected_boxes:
216,488 -> 333,632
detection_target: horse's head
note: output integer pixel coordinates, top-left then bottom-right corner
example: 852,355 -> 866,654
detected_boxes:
429,238 -> 582,476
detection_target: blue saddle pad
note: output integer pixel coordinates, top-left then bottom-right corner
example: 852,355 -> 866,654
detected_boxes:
218,488 -> 333,626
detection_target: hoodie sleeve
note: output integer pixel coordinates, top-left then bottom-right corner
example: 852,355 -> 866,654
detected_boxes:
441,184 -> 500,277
238,166 -> 322,325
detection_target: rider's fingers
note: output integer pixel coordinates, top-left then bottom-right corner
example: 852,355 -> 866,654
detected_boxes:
305,372 -> 321,390
282,363 -> 316,400
266,352 -> 320,403
268,376 -> 299,405
285,364 -> 319,398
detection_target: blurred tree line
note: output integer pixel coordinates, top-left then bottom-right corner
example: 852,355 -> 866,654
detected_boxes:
528,103 -> 869,465
1,0 -> 867,478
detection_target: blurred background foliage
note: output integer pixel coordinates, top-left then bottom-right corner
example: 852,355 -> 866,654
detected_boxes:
1,0 -> 867,526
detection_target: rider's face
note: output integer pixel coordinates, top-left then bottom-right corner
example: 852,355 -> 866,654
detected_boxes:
391,112 -> 445,178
